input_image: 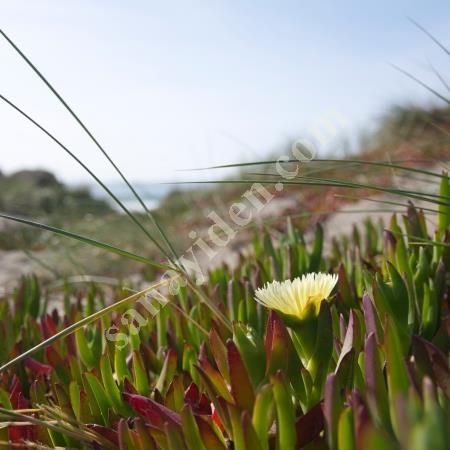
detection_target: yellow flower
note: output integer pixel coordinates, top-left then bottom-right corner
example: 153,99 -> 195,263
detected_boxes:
254,272 -> 338,322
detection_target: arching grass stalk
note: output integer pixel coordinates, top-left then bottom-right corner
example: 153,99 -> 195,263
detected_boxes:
21,248 -> 61,277
389,231 -> 450,248
183,158 -> 449,179
248,170 -> 444,189
287,175 -> 450,204
390,64 -> 450,105
0,212 -> 172,271
0,407 -> 116,449
245,172 -> 450,204
0,28 -> 179,266
185,277 -> 232,333
0,215 -> 231,339
428,62 -> 450,94
408,17 -> 450,57
166,178 -> 450,207
0,93 -> 172,262
124,286 -> 210,336
48,275 -> 122,289
333,194 -> 445,216
300,163 -> 440,186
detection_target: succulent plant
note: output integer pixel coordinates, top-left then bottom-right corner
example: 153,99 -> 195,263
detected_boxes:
0,176 -> 448,449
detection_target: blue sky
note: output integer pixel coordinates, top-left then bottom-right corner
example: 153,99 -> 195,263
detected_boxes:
1,0 -> 449,183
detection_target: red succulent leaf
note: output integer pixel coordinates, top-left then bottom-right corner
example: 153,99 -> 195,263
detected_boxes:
211,403 -> 224,432
184,383 -> 211,415
44,346 -> 64,369
323,373 -> 339,448
195,360 -> 233,403
184,382 -> 200,404
63,316 -> 77,356
24,357 -> 52,375
350,390 -> 372,449
7,394 -> 33,450
9,375 -> 22,408
412,336 -> 450,395
154,389 -> 164,404
51,308 -> 59,326
227,339 -> 255,412
295,402 -> 324,447
17,392 -> 29,410
40,314 -> 57,340
198,393 -> 212,415
209,327 -> 230,382
198,342 -> 208,364
362,293 -> 380,342
265,311 -> 289,375
123,378 -> 138,395
123,393 -> 181,429
8,425 -> 28,450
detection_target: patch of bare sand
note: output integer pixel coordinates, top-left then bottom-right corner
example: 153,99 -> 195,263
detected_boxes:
0,250 -> 50,295
321,168 -> 440,248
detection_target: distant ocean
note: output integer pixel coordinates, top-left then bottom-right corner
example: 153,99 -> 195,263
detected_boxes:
89,182 -> 174,212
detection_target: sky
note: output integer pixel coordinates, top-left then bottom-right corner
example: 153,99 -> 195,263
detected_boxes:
0,0 -> 450,185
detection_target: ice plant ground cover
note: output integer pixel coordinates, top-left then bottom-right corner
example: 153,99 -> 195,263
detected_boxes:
0,174 -> 448,449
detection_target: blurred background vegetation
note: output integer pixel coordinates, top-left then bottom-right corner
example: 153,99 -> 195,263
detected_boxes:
1,102 -> 449,284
